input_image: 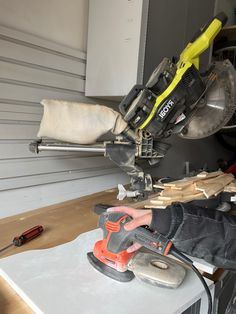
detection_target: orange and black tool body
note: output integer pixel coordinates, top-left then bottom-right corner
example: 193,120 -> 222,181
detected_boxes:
87,211 -> 173,282
92,214 -> 135,272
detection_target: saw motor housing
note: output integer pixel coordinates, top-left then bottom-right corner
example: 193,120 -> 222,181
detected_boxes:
119,59 -> 205,139
120,12 -> 227,139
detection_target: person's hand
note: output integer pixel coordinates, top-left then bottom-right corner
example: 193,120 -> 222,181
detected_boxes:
107,206 -> 152,253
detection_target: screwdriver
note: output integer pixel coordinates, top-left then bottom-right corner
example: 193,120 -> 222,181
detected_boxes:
0,225 -> 44,254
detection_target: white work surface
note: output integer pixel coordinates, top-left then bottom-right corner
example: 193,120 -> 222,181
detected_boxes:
0,229 -> 214,314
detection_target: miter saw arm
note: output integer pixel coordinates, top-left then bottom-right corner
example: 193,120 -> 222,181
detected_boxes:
31,132 -> 170,200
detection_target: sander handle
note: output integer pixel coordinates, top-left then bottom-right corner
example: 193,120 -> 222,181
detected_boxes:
101,212 -> 173,256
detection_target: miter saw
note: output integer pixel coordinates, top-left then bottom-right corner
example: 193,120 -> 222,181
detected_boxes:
30,12 -> 236,201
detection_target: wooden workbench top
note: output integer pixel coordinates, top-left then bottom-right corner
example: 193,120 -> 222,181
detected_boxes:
0,188 -> 146,313
1,186 -> 233,313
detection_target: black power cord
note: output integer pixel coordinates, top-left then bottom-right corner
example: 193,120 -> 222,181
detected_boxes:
171,247 -> 212,314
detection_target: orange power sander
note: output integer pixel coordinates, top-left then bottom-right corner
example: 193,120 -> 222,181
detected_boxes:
87,210 -> 213,313
87,210 -> 193,283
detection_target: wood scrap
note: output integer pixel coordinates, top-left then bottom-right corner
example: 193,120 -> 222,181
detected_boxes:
159,184 -> 196,198
196,170 -> 223,178
150,192 -> 204,204
195,174 -> 234,198
224,180 -> 236,193
162,171 -> 223,190
153,183 -> 165,189
197,173 -> 227,184
144,171 -> 235,209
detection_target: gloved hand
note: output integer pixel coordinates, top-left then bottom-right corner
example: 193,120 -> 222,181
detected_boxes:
107,206 -> 152,253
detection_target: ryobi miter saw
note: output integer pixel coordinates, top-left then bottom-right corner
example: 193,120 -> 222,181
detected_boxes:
30,12 -> 236,201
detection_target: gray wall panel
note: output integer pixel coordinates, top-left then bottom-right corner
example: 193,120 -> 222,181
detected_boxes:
0,39 -> 86,76
0,25 -> 86,60
0,124 -> 39,140
0,173 -> 127,218
0,82 -> 87,103
0,102 -> 43,114
0,60 -> 85,92
0,26 -> 128,218
0,156 -> 114,178
0,167 -> 118,191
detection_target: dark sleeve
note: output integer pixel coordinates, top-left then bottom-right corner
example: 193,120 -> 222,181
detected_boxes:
150,202 -> 236,269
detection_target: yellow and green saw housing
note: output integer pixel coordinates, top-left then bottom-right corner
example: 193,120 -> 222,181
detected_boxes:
119,12 -> 228,138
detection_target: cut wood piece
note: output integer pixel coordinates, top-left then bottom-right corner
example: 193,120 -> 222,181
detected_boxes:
196,183 -> 223,198
195,174 -> 234,198
160,192 -> 204,202
163,171 -> 224,190
157,192 -> 204,201
163,177 -> 202,190
153,184 -> 165,189
149,172 -> 233,208
224,187 -> 236,193
150,199 -> 166,205
224,181 -> 236,192
149,192 -> 205,209
199,173 -> 227,185
196,170 -> 223,178
144,204 -> 167,209
163,180 -> 194,190
196,173 -> 234,187
160,184 -> 197,198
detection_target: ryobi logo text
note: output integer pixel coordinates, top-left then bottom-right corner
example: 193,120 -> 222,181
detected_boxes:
158,99 -> 174,120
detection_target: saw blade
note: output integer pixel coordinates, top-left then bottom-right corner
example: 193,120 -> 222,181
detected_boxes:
179,60 -> 236,139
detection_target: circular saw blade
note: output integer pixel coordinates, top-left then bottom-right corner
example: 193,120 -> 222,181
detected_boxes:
179,60 -> 236,139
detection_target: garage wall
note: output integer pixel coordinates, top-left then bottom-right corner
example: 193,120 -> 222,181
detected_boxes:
0,25 -> 128,218
0,0 -> 89,51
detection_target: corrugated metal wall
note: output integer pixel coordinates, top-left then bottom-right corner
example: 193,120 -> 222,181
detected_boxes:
0,25 -> 128,218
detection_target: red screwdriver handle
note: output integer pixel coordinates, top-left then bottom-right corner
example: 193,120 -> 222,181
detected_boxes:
13,225 -> 44,247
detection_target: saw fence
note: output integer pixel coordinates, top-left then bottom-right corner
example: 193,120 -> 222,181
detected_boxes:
145,171 -> 235,208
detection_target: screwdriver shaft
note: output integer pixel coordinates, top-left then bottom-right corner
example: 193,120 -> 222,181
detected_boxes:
0,243 -> 14,254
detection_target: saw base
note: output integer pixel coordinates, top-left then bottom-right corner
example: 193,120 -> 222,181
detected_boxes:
87,252 -> 135,282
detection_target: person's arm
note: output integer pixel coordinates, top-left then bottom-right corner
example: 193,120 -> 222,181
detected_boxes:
151,202 -> 236,269
108,204 -> 236,269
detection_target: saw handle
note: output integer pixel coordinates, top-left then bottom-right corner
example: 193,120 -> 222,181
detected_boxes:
190,12 -> 227,43
179,12 -> 228,69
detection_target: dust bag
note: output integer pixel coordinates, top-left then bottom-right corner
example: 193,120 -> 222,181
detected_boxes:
37,99 -> 127,144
